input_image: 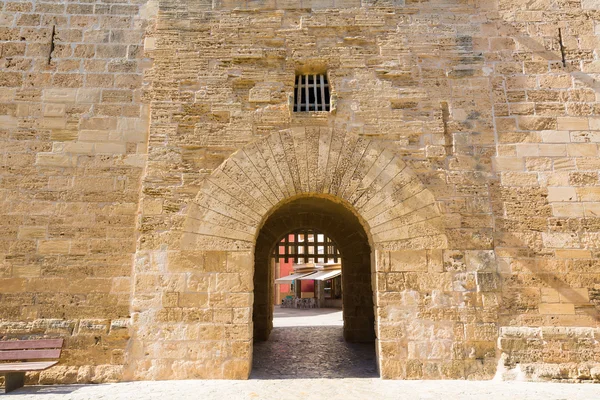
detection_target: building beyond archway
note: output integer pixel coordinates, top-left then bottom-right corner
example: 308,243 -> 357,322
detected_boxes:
253,196 -> 375,343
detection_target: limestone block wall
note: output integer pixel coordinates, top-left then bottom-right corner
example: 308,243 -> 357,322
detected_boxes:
1,0 -> 600,385
487,0 -> 600,380
130,0 -> 503,380
130,0 -> 600,381
0,0 -> 154,384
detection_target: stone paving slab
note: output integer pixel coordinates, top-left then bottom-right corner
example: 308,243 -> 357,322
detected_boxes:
4,379 -> 600,400
273,307 -> 343,327
251,326 -> 377,379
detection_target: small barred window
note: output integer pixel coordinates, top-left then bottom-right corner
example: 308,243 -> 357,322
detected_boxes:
293,74 -> 330,112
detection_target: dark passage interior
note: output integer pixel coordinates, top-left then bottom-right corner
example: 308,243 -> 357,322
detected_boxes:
251,196 -> 377,377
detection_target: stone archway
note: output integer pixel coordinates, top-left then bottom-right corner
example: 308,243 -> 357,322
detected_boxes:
253,195 -> 375,343
182,127 -> 446,252
175,127 -> 448,378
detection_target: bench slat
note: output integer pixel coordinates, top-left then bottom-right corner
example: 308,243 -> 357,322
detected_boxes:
0,339 -> 63,351
0,361 -> 58,373
0,349 -> 62,361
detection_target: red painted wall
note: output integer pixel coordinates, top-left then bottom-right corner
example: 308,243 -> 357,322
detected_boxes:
277,233 -> 314,296
278,257 -> 293,293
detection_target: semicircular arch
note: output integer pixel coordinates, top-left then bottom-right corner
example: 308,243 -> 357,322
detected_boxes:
253,195 -> 375,342
182,128 -> 447,251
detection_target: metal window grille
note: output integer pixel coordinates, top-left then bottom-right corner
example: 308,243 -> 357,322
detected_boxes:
293,74 -> 330,112
272,229 -> 340,264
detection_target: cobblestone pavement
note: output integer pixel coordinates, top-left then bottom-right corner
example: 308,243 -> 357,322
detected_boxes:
253,307 -> 376,378
251,326 -> 378,379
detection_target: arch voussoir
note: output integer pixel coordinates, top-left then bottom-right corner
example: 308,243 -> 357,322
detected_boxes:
346,147 -> 397,206
197,180 -> 263,222
316,128 -> 332,193
232,150 -> 281,205
362,179 -> 428,222
367,190 -> 436,228
266,132 -> 297,197
184,130 -> 446,253
209,170 -> 269,217
358,169 -> 415,214
370,204 -> 439,235
192,190 -> 260,228
221,158 -> 274,209
335,137 -> 372,200
305,126 -> 320,192
353,155 -> 406,210
280,130 -> 305,194
322,128 -> 346,194
246,142 -> 287,200
342,141 -> 389,201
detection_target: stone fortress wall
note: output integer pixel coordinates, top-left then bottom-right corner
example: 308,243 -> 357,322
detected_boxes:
0,0 -> 153,383
1,0 -> 600,384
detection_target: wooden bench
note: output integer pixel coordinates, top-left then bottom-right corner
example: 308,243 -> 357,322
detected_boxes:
0,339 -> 64,393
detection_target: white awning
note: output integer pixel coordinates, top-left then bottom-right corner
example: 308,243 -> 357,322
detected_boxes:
298,269 -> 341,281
274,271 -> 317,283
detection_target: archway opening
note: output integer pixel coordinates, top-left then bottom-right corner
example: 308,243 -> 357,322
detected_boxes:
251,196 -> 377,378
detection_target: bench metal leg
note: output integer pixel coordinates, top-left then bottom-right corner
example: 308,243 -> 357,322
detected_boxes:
4,372 -> 25,393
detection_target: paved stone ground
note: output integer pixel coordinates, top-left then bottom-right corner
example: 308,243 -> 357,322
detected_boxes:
251,326 -> 378,379
5,379 -> 600,399
254,307 -> 376,379
4,308 -> 600,398
273,307 -> 343,327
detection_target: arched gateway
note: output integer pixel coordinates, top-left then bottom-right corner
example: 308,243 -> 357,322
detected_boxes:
128,127 -> 447,380
254,195 -> 375,344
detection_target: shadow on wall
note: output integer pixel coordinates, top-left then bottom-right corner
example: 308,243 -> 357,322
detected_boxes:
491,17 -> 600,319
498,229 -> 600,323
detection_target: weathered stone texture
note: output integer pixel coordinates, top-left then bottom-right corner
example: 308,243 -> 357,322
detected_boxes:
1,0 -> 600,384
0,0 -> 152,383
490,0 -> 600,381
131,0 -> 500,381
